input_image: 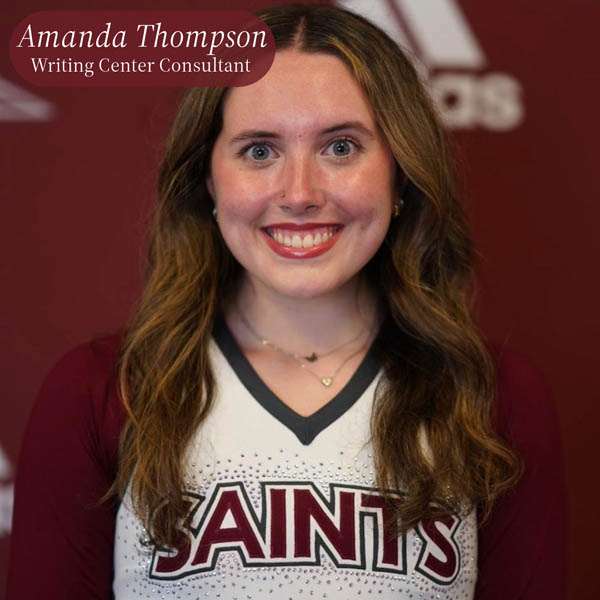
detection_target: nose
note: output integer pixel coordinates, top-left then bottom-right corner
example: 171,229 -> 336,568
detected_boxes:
278,154 -> 325,213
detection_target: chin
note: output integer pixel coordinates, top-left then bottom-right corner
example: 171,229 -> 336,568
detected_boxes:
265,274 -> 355,301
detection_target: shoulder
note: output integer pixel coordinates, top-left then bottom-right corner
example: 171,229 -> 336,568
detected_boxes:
36,332 -> 124,419
486,342 -> 560,457
41,332 -> 122,393
29,332 -> 126,476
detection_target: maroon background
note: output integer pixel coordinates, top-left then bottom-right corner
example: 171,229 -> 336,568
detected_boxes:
1,1 -> 599,598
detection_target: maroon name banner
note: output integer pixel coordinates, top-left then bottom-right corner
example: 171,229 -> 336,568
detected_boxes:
10,11 -> 275,87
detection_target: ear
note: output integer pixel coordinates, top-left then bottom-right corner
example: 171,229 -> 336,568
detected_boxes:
205,174 -> 215,199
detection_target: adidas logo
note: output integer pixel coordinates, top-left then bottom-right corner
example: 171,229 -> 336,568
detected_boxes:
337,0 -> 524,130
0,75 -> 55,122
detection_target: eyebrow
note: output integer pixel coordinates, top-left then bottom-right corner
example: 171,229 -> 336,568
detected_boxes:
229,121 -> 375,144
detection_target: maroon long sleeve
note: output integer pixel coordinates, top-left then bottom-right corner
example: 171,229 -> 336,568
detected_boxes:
6,337 -> 567,599
476,345 -> 568,598
6,335 -> 124,600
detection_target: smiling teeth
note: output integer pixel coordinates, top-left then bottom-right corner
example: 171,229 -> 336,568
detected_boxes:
268,227 -> 338,248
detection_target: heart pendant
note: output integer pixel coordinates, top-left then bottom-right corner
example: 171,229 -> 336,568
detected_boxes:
321,377 -> 333,387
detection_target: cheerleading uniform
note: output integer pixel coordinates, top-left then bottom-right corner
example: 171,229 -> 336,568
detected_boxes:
7,321 -> 567,599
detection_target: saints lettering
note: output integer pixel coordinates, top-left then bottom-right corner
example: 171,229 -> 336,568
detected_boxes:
149,482 -> 461,586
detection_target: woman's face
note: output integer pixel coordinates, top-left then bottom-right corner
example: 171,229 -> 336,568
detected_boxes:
207,50 -> 398,301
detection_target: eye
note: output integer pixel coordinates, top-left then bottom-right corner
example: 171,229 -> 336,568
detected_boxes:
325,138 -> 362,159
241,143 -> 273,162
331,140 -> 352,156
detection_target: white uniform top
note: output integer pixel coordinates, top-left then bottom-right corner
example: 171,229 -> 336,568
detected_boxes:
113,320 -> 477,599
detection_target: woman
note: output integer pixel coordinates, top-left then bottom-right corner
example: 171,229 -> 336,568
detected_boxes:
7,4 -> 566,599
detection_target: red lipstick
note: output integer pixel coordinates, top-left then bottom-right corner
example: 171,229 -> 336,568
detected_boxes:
261,224 -> 343,259
264,222 -> 340,231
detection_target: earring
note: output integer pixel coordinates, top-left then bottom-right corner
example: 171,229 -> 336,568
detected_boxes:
392,198 -> 405,218
212,207 -> 217,219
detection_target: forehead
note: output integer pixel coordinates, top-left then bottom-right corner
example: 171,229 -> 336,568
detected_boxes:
220,50 -> 377,133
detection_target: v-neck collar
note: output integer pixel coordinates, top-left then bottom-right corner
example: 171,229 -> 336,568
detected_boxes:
212,318 -> 381,445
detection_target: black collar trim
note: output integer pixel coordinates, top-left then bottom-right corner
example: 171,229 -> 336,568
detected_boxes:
212,318 -> 381,445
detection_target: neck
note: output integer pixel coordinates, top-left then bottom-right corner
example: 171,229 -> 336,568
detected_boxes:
228,274 -> 381,355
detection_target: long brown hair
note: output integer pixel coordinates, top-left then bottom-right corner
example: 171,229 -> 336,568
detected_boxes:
114,3 -> 522,547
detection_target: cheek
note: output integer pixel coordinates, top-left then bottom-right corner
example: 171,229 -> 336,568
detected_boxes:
331,163 -> 395,224
338,186 -> 392,233
215,193 -> 271,262
221,196 -> 264,223
210,145 -> 269,219
214,174 -> 269,224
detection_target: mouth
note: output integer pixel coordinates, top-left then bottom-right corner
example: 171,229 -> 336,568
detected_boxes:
264,224 -> 342,248
261,223 -> 344,258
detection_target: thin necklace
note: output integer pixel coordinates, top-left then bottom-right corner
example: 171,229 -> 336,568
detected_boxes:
237,307 -> 367,362
296,340 -> 370,387
237,308 -> 372,387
